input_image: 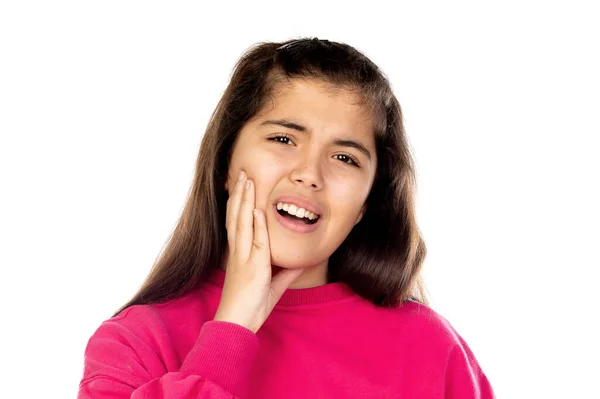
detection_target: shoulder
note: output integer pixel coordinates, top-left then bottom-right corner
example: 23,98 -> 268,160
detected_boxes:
90,284 -> 216,347
393,301 -> 493,392
373,300 -> 469,357
393,300 -> 462,342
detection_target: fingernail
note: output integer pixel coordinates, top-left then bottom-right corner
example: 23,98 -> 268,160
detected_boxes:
245,179 -> 251,189
238,170 -> 245,181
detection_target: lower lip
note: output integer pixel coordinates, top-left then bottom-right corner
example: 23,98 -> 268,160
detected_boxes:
273,205 -> 321,233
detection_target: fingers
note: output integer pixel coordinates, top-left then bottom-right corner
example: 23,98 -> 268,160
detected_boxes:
226,170 -> 246,253
248,208 -> 271,266
234,177 -> 255,263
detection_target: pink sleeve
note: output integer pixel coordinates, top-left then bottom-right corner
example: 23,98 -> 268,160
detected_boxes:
444,335 -> 495,399
78,320 -> 259,399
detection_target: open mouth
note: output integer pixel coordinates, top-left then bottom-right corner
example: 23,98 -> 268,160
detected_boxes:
276,203 -> 320,225
276,208 -> 319,225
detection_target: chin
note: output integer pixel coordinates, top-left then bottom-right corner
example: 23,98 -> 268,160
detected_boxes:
270,251 -> 321,270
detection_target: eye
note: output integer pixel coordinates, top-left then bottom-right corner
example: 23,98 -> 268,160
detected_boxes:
268,134 -> 295,145
333,154 -> 360,167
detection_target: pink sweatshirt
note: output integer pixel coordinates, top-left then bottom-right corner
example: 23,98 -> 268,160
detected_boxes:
78,267 -> 494,398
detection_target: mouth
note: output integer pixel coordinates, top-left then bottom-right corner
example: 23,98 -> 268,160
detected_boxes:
276,202 -> 320,225
272,201 -> 322,233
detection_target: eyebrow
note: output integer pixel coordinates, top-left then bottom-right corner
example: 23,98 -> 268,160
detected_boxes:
260,119 -> 372,161
261,119 -> 307,132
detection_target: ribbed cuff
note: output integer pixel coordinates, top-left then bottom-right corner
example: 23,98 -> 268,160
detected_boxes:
180,320 -> 259,398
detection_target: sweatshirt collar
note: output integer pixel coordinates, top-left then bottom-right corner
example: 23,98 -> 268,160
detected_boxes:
206,267 -> 359,308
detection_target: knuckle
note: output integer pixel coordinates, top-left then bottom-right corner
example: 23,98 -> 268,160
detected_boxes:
236,222 -> 246,233
241,196 -> 252,206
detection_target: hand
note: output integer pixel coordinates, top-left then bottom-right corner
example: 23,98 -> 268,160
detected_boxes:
213,170 -> 305,334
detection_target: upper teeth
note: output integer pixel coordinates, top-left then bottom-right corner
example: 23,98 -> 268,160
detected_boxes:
277,202 -> 319,220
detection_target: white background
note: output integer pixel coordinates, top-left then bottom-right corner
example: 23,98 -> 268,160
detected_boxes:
1,1 -> 598,398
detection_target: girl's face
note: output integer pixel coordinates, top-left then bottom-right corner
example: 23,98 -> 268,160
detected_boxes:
225,78 -> 377,287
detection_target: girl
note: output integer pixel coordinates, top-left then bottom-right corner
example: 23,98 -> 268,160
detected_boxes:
78,38 -> 494,398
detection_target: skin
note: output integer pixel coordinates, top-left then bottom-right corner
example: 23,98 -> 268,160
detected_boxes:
222,78 -> 378,289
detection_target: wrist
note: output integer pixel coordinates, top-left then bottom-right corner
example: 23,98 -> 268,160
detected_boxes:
213,313 -> 257,334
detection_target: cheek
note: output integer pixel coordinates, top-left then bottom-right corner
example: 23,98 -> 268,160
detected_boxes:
328,180 -> 369,221
228,149 -> 269,183
234,151 -> 287,206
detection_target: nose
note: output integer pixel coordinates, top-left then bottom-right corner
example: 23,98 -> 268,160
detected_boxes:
289,157 -> 324,190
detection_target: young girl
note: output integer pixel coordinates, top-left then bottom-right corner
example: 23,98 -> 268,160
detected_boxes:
78,38 -> 494,398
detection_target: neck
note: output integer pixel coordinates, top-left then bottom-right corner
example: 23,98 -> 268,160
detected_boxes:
219,247 -> 329,288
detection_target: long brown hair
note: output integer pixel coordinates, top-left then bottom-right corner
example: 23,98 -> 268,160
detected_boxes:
115,38 -> 427,316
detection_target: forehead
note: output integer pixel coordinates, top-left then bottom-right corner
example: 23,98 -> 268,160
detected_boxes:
254,78 -> 375,141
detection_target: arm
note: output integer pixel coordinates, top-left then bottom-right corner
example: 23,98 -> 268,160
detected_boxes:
78,320 -> 259,399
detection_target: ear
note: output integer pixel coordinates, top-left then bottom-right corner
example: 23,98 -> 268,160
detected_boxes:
355,204 -> 366,226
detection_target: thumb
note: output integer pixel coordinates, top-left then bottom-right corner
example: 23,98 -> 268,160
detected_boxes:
269,267 -> 305,304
